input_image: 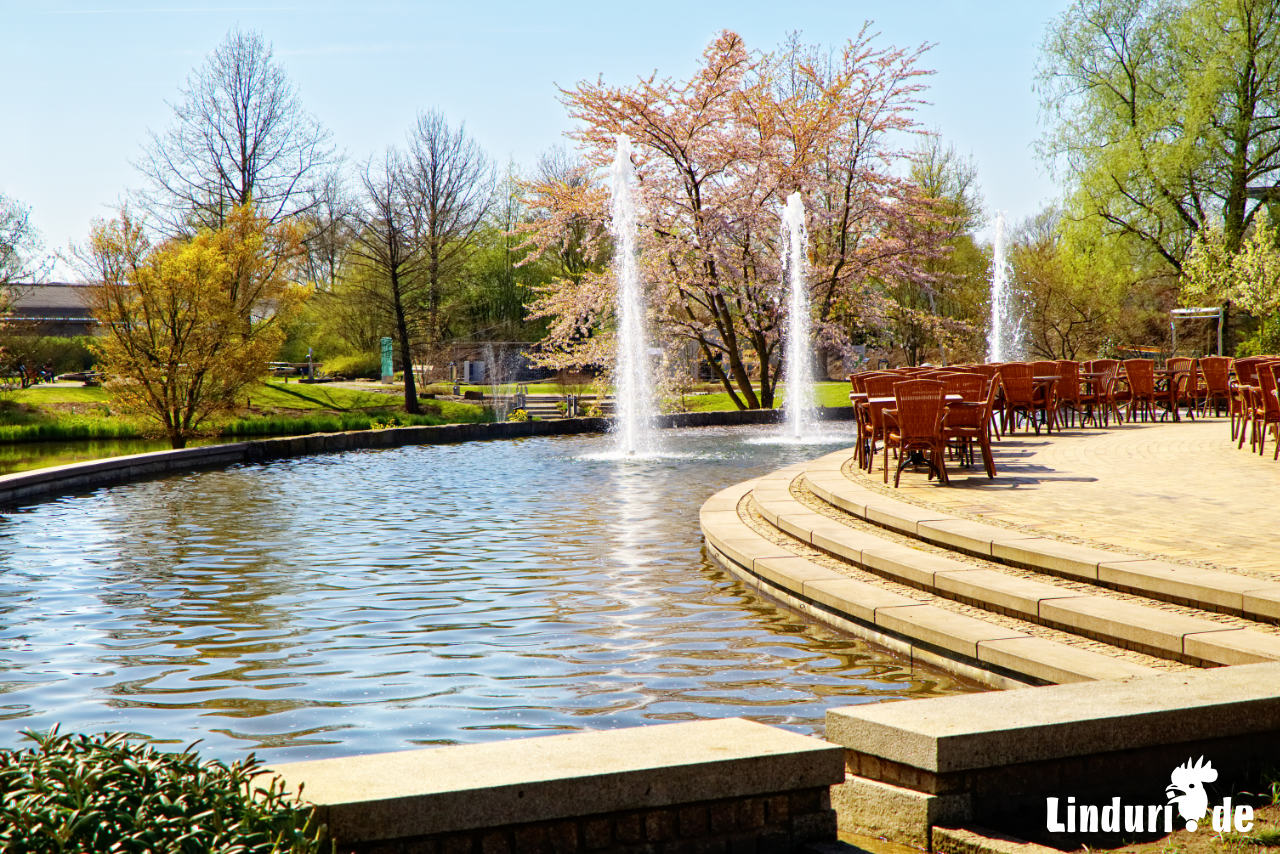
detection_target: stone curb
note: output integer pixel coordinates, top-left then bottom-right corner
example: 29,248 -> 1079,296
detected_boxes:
699,480 -> 1154,686
751,466 -> 1280,667
800,449 -> 1280,626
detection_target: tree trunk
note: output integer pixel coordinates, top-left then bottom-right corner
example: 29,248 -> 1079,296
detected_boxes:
389,267 -> 421,415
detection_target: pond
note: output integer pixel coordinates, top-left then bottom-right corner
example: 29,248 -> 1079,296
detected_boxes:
0,424 -> 976,763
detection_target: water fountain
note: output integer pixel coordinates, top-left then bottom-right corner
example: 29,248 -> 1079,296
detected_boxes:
781,192 -> 816,440
609,135 -> 658,456
986,212 -> 1024,362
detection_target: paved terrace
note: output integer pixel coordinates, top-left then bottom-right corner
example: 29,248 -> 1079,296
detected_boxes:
874,415 -> 1279,577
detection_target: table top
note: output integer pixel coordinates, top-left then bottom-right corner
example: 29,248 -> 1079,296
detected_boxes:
867,394 -> 964,404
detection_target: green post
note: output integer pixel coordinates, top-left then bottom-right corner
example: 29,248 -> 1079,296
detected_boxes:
380,337 -> 394,383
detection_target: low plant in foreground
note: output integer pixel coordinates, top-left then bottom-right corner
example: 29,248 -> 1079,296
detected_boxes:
0,728 -> 324,853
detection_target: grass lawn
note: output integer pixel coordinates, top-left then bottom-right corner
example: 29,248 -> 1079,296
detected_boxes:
0,380 -> 489,445
678,381 -> 851,412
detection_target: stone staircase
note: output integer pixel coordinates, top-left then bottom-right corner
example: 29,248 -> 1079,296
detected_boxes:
700,448 -> 1280,686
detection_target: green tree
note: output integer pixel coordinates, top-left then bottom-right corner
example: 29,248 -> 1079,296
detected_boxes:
1039,0 -> 1280,269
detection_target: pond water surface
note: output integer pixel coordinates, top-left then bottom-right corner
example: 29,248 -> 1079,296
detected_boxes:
0,425 -> 976,762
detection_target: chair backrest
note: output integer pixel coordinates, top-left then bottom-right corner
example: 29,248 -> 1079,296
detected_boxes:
892,379 -> 947,442
942,372 -> 988,403
863,374 -> 899,397
997,362 -> 1034,403
850,371 -> 893,394
1054,360 -> 1081,401
1200,356 -> 1231,393
1261,364 -> 1280,416
1235,357 -> 1264,387
1167,356 -> 1197,396
1029,360 -> 1058,379
1123,359 -> 1155,395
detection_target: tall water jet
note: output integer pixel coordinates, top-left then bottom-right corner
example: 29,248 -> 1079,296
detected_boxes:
986,212 -> 1024,362
781,192 -> 815,440
609,135 -> 658,456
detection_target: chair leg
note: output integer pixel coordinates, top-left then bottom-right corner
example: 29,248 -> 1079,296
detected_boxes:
980,435 -> 996,478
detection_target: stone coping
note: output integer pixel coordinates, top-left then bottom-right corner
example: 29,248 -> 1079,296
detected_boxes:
751,466 -> 1280,667
800,449 -> 1280,624
825,661 -> 1280,774
0,406 -> 854,509
270,718 -> 844,842
700,477 -> 1152,686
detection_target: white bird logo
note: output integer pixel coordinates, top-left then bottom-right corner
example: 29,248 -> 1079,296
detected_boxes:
1167,756 -> 1218,831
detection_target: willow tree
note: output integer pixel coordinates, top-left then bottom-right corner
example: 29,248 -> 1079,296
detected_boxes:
85,205 -> 305,448
1039,0 -> 1280,269
524,29 -> 945,410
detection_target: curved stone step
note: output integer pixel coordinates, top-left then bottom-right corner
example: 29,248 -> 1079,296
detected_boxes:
750,466 -> 1280,667
699,479 -> 1157,686
799,449 -> 1280,622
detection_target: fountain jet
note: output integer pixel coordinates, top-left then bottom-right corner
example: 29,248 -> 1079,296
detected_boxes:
609,136 -> 658,456
986,212 -> 1024,362
781,192 -> 815,440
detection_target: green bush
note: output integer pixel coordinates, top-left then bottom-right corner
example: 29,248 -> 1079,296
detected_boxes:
0,335 -> 97,374
0,728 -> 323,853
321,352 -> 381,379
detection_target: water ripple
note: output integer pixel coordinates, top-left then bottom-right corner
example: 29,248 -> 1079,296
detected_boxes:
0,425 -> 977,761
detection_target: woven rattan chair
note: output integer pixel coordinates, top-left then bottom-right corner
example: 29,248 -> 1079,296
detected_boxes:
942,375 -> 998,478
1053,360 -> 1082,427
1232,358 -> 1267,446
883,379 -> 949,486
1120,359 -> 1157,422
1199,356 -> 1231,417
1251,363 -> 1280,457
1164,357 -> 1197,421
860,374 -> 901,472
997,363 -> 1038,434
1088,359 -> 1124,425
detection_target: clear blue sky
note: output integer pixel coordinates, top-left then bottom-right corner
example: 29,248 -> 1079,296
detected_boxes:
2,1 -> 1072,274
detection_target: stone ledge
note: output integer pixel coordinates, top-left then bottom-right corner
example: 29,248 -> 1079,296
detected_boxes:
271,718 -> 844,842
825,661 -> 1280,774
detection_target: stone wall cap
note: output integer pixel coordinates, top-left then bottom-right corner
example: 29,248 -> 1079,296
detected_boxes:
827,662 -> 1280,773
271,718 -> 843,839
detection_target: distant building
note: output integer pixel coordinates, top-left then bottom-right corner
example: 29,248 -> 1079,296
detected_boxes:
6,283 -> 97,337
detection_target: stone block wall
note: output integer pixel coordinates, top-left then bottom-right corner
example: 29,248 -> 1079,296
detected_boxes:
343,788 -> 836,854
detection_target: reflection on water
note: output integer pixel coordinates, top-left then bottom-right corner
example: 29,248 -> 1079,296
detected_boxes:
0,425 -> 977,762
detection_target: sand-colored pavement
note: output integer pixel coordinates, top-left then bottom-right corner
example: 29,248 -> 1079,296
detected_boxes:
860,415 -> 1280,577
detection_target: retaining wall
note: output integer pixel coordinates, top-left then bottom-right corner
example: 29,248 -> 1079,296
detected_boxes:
271,718 -> 845,854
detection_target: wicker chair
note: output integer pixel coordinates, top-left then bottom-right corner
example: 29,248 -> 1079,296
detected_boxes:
1120,359 -> 1158,422
1054,360 -> 1082,427
1162,357 -> 1197,421
997,363 -> 1038,434
883,379 -> 949,486
1087,359 -> 1124,425
1199,355 -> 1231,417
942,375 -> 999,478
1232,358 -> 1266,446
860,374 -> 901,472
1250,363 -> 1280,457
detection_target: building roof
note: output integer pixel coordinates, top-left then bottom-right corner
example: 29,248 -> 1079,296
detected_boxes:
8,282 -> 95,318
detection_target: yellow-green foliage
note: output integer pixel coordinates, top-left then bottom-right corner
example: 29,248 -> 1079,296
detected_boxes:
85,205 -> 308,448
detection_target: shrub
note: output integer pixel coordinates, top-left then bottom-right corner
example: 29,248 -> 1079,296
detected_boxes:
321,352 -> 381,379
507,408 -> 529,422
0,727 -> 323,853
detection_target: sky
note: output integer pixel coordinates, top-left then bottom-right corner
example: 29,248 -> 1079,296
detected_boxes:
1,0 -> 1074,277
